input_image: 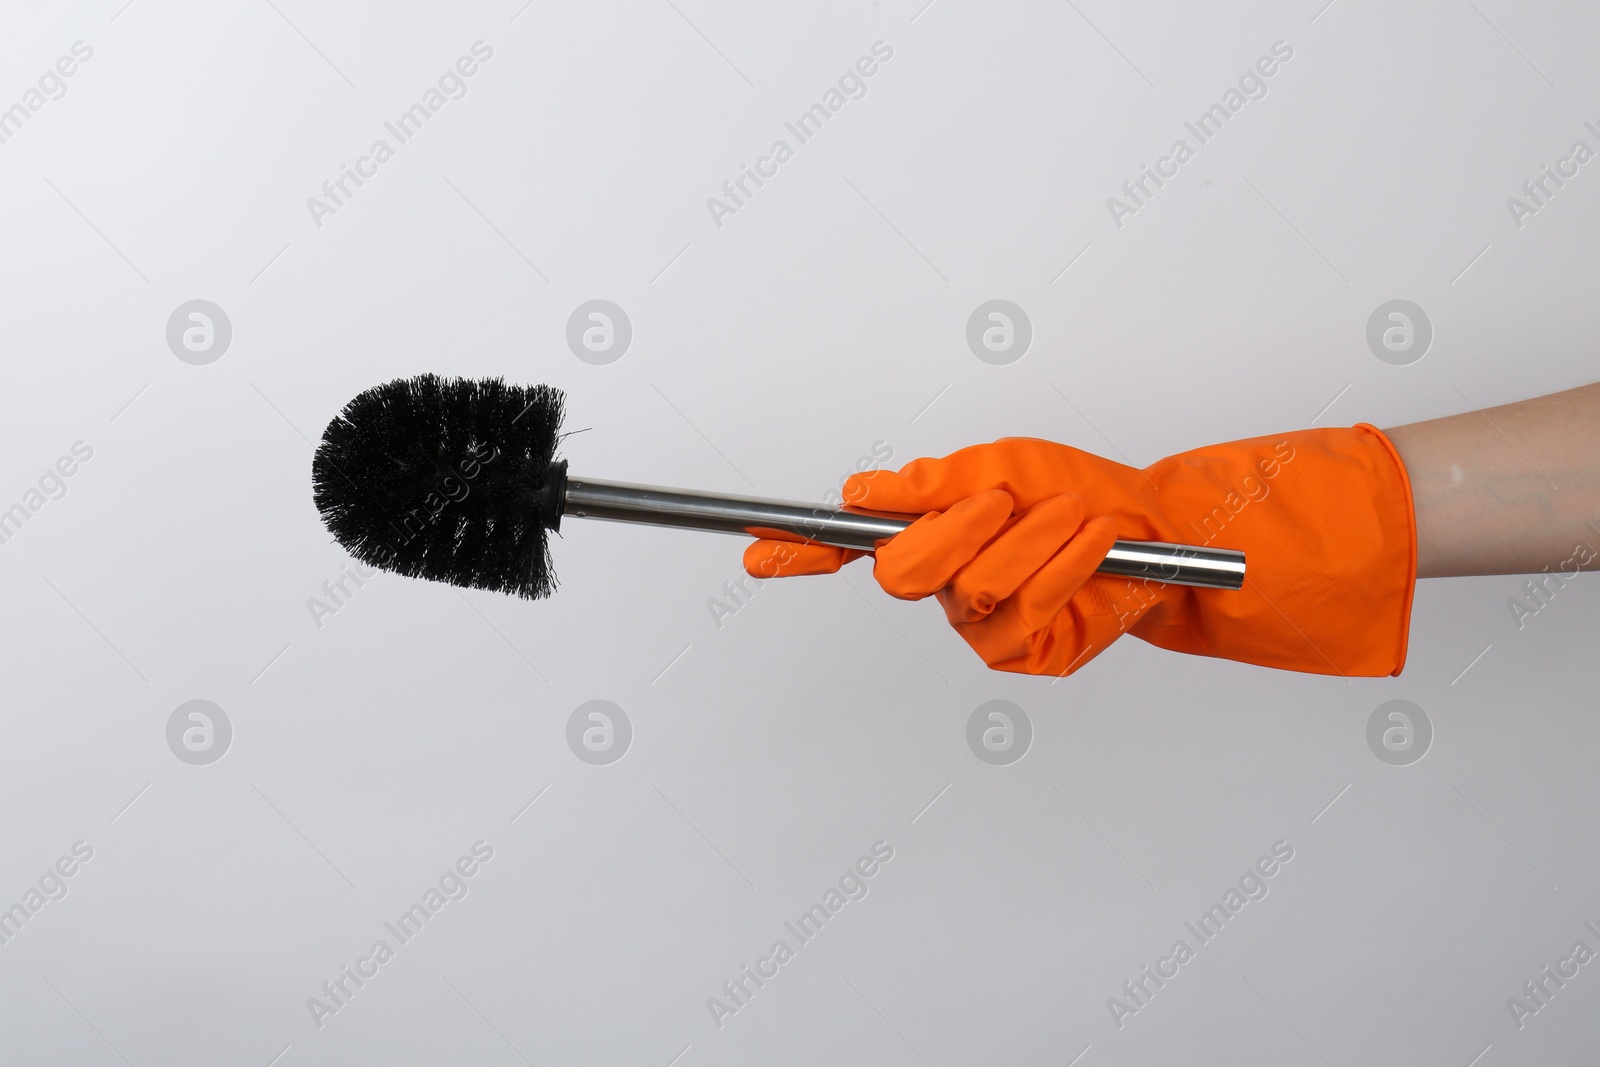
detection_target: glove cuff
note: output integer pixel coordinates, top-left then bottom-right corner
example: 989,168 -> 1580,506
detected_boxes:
1131,424 -> 1418,677
1353,422 -> 1418,675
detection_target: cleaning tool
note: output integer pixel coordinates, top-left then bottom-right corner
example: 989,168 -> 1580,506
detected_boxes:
310,375 -> 1246,604
745,430 -> 1417,678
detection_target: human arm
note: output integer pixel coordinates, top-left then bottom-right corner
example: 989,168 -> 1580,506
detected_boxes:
1385,382 -> 1600,578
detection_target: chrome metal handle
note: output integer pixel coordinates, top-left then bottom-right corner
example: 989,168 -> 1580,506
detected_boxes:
562,476 -> 1245,590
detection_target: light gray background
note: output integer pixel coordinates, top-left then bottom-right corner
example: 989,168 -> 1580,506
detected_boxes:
2,0 -> 1597,1064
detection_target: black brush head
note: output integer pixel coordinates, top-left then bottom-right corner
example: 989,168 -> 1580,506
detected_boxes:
312,374 -> 568,599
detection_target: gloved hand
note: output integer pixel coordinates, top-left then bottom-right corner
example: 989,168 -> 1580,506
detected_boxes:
743,426 -> 1417,677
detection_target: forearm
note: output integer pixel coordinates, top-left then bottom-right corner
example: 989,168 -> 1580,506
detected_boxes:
1384,383 -> 1600,578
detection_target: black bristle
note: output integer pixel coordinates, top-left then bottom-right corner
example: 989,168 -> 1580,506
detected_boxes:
312,374 -> 567,599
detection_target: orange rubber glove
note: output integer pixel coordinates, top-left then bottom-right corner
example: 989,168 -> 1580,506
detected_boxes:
743,426 -> 1416,677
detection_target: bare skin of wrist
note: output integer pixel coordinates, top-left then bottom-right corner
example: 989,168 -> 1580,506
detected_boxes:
1384,382 -> 1600,578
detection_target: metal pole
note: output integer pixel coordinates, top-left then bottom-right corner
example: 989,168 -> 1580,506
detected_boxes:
562,476 -> 1246,590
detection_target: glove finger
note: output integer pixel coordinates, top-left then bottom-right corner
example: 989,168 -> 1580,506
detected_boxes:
947,577 -> 1122,678
743,539 -> 862,578
1015,580 -> 1135,676
941,493 -> 1088,624
936,515 -> 1118,672
872,488 -> 1014,600
943,596 -> 1049,674
1006,515 -> 1121,631
952,623 -> 1079,676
